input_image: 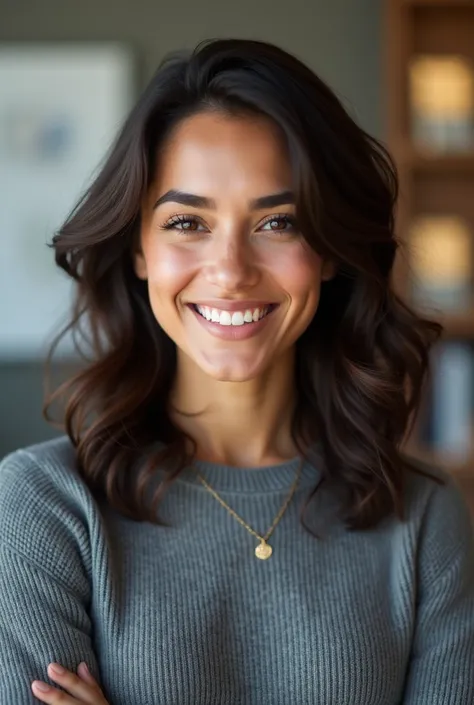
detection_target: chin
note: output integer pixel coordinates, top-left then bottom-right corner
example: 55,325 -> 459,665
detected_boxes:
198,354 -> 266,383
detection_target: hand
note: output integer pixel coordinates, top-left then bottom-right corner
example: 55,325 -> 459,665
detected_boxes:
31,661 -> 109,704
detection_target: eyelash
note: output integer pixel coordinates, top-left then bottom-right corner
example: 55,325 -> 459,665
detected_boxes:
160,213 -> 298,235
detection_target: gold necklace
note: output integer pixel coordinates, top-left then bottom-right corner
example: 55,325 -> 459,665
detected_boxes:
194,456 -> 303,560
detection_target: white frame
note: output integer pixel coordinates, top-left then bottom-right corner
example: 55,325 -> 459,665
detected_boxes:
0,43 -> 135,359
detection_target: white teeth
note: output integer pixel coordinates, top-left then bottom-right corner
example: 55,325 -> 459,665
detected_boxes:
243,310 -> 253,323
231,312 -> 244,326
219,311 -> 232,326
195,305 -> 272,326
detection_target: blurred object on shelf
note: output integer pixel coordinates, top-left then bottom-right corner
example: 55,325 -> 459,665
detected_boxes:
430,341 -> 474,463
409,54 -> 474,152
409,214 -> 473,312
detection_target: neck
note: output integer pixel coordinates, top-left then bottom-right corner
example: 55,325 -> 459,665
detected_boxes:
169,348 -> 300,467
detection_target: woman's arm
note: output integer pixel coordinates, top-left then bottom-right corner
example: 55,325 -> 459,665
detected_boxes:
0,450 -> 108,704
0,544 -> 106,703
401,473 -> 474,703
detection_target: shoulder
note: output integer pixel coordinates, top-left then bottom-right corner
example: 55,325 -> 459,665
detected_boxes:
0,434 -> 83,492
403,454 -> 472,529
0,436 -> 97,571
402,455 -> 474,579
0,435 -> 89,513
0,434 -> 78,475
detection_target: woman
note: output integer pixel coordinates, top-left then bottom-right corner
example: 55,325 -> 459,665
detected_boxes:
0,38 -> 472,705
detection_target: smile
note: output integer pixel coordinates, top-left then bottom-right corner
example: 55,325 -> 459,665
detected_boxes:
192,304 -> 275,327
188,302 -> 278,341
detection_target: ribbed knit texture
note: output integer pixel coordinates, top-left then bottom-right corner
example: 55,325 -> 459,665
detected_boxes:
0,436 -> 473,705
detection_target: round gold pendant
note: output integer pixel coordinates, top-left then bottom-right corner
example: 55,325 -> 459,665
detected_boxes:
255,540 -> 272,560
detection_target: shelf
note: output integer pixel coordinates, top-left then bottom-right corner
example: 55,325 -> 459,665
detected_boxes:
397,302 -> 474,340
395,145 -> 474,173
403,0 -> 474,7
404,444 -> 474,477
441,311 -> 474,338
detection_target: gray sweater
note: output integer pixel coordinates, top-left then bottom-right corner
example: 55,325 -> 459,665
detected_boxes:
0,436 -> 473,705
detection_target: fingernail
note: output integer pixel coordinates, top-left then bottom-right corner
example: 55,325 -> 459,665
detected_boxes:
50,662 -> 65,675
33,681 -> 51,692
79,661 -> 90,675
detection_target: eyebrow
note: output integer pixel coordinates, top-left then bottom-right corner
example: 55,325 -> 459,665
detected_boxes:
152,189 -> 295,210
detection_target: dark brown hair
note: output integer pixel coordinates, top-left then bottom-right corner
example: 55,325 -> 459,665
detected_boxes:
44,38 -> 444,533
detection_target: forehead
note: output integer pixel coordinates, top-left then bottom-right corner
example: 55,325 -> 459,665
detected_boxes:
152,111 -> 293,197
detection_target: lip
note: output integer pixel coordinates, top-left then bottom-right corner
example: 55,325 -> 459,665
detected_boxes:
188,300 -> 276,312
188,303 -> 278,341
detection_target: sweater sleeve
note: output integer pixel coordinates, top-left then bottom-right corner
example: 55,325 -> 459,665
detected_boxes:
0,449 -> 106,704
402,471 -> 474,704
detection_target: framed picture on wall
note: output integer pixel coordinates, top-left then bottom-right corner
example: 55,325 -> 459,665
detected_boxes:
0,43 -> 135,359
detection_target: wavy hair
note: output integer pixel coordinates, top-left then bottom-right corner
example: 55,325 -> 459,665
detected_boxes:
44,38 -> 444,533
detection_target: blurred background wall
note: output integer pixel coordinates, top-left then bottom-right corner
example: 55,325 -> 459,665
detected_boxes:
0,0 -> 383,458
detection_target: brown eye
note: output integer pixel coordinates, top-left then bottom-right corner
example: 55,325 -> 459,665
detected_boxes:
269,218 -> 286,230
180,220 -> 199,231
162,215 -> 206,232
260,215 -> 296,233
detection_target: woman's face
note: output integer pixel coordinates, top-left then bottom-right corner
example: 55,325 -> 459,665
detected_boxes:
136,110 -> 336,382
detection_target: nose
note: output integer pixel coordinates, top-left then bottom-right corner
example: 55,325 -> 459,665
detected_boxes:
203,235 -> 260,292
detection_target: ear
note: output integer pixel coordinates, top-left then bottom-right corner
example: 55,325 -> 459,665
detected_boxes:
321,259 -> 337,282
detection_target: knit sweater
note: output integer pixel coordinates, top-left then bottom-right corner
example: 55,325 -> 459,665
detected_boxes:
0,436 -> 473,705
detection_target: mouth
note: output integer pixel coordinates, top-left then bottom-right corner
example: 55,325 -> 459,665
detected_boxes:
190,303 -> 278,327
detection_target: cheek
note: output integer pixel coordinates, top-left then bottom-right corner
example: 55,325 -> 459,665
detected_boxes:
145,244 -> 195,303
268,245 -> 324,299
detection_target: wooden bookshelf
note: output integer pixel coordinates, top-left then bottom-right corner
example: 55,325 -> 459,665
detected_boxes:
395,145 -> 474,172
403,0 -> 474,7
442,310 -> 474,337
405,443 -> 474,477
404,1 -> 474,7
386,0 -> 474,508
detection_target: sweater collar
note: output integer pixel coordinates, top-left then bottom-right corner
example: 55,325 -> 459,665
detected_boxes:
174,444 -> 323,494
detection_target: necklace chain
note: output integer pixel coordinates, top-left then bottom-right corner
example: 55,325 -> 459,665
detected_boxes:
194,456 -> 303,560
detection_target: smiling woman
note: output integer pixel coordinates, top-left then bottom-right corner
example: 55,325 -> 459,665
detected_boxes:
0,38 -> 473,705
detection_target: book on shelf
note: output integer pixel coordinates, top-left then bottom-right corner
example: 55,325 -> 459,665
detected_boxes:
422,341 -> 474,464
409,54 -> 474,152
408,215 -> 473,313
